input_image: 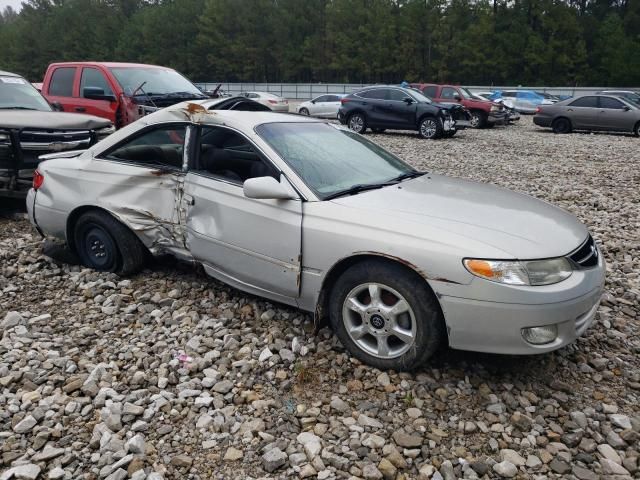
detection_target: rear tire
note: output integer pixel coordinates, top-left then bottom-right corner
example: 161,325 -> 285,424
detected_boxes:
299,108 -> 309,116
329,259 -> 445,371
552,117 -> 572,134
419,116 -> 443,139
634,122 -> 640,137
347,113 -> 367,134
470,111 -> 487,128
74,210 -> 147,276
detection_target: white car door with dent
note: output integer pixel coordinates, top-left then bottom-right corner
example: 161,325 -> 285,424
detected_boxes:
183,125 -> 302,299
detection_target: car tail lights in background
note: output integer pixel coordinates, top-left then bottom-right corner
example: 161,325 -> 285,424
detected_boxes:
33,169 -> 44,190
268,100 -> 278,105
535,107 -> 542,113
340,98 -> 351,104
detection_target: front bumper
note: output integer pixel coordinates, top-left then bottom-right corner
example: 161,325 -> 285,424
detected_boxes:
488,112 -> 509,125
439,249 -> 606,355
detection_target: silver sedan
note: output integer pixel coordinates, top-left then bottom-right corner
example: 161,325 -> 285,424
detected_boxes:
27,101 -> 605,370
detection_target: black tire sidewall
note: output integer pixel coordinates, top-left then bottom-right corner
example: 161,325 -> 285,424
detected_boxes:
471,111 -> 487,128
329,260 -> 445,371
553,118 -> 570,134
300,108 -> 309,115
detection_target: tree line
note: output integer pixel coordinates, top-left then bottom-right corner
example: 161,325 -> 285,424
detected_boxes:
1,0 -> 639,87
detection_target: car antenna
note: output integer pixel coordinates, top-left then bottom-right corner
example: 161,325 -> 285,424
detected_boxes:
131,81 -> 158,110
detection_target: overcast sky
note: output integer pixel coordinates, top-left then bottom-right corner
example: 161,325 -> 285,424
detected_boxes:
0,0 -> 23,12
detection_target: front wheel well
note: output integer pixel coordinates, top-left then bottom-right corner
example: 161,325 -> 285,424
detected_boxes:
314,253 -> 441,330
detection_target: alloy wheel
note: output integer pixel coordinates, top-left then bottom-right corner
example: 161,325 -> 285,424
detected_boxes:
348,114 -> 365,133
341,283 -> 417,359
420,118 -> 437,138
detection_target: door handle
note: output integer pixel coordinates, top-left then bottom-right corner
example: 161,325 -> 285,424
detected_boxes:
75,107 -> 86,112
567,108 -> 573,112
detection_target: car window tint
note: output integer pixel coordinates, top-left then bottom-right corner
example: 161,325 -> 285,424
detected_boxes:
502,91 -> 516,98
569,96 -> 598,108
314,95 -> 328,103
441,87 -> 458,99
197,126 -> 278,184
422,86 -> 438,97
80,68 -> 114,97
327,95 -> 340,102
106,125 -> 187,169
599,97 -> 624,109
388,89 -> 408,101
49,67 -> 76,97
358,89 -> 386,100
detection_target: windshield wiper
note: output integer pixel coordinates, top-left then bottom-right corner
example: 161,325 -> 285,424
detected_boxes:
0,106 -> 40,110
323,182 -> 396,200
391,171 -> 425,182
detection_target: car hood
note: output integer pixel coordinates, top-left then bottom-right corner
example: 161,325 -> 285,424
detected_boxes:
331,174 -> 587,259
0,110 -> 112,130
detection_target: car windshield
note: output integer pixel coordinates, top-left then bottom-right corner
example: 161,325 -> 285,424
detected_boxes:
617,93 -> 640,105
406,89 -> 431,103
0,76 -> 52,111
109,67 -> 204,97
460,87 -> 474,99
256,122 -> 415,199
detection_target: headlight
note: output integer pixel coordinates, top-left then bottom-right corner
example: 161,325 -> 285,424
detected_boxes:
464,257 -> 572,286
490,104 -> 500,112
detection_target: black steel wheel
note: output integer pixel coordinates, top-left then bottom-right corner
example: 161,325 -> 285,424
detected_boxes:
74,210 -> 147,275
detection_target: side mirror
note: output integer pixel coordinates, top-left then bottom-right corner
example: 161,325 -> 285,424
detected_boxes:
403,97 -> 414,104
623,105 -> 631,111
453,93 -> 462,101
83,87 -> 116,102
243,176 -> 294,200
311,100 -> 316,104
50,101 -> 64,111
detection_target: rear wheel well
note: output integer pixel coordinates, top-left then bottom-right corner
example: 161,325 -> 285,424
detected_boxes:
66,206 -> 118,253
314,254 -> 442,329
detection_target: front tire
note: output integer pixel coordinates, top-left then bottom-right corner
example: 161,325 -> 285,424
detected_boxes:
552,117 -> 572,134
470,111 -> 487,128
634,122 -> 640,137
329,260 -> 445,371
347,113 -> 367,134
299,108 -> 309,116
419,116 -> 443,139
74,210 -> 147,276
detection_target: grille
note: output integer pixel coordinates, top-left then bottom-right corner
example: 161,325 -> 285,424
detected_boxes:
568,235 -> 599,269
19,129 -> 92,151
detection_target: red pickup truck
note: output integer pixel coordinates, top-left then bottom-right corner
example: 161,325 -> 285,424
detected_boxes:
410,83 -> 506,128
41,62 -> 208,128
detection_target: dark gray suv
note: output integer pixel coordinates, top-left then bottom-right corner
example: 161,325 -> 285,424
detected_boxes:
338,86 -> 470,139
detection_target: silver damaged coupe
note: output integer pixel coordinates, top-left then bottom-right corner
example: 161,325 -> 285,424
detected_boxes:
26,101 -> 606,370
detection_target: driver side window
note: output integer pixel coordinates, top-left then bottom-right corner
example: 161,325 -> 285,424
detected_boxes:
105,124 -> 187,170
196,126 -> 279,184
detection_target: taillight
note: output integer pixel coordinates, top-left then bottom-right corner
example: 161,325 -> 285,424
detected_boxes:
341,98 -> 351,104
268,100 -> 278,104
33,169 -> 44,190
535,107 -> 541,113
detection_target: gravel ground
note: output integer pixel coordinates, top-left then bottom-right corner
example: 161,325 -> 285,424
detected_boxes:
1,117 -> 639,480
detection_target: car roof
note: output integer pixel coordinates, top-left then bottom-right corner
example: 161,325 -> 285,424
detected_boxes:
0,70 -> 22,78
145,101 -> 322,130
47,62 -> 172,69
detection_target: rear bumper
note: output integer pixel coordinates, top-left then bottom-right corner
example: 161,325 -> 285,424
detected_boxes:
533,115 -> 552,127
269,104 -> 290,113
